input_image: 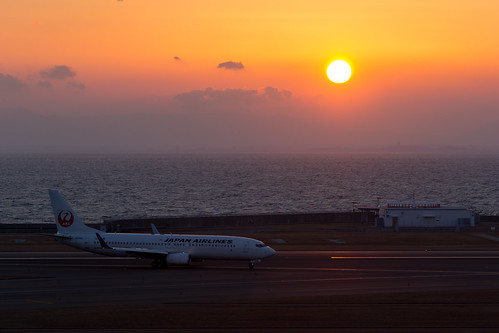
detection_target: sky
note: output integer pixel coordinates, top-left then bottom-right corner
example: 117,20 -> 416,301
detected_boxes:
1,0 -> 498,153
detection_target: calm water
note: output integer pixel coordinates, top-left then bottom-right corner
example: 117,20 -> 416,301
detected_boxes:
1,153 -> 499,224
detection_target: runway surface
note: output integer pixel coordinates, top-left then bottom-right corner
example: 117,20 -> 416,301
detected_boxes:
2,250 -> 499,310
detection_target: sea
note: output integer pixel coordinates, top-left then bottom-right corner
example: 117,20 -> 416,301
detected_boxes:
1,153 -> 499,224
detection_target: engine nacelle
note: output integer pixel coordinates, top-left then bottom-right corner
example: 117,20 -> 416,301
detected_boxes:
166,252 -> 191,265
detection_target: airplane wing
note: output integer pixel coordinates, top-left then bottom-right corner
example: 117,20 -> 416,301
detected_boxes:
113,247 -> 171,259
95,233 -> 172,259
40,233 -> 73,240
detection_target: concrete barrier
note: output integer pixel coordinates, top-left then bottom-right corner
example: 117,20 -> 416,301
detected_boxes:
0,223 -> 100,234
3,212 -> 496,234
104,211 -> 370,233
0,211 -> 371,233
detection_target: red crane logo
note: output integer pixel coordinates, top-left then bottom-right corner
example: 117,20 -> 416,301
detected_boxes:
57,210 -> 74,227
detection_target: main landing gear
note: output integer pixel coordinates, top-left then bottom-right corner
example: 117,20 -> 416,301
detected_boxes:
249,259 -> 261,269
152,257 -> 167,269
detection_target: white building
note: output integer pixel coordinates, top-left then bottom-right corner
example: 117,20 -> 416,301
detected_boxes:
378,201 -> 476,229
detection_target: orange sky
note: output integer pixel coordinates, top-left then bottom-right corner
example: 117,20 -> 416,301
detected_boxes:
1,0 -> 498,152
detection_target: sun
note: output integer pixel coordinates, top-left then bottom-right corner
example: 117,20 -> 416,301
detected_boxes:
327,60 -> 352,84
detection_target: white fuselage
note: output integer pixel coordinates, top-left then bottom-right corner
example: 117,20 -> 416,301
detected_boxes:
48,190 -> 276,267
58,232 -> 276,261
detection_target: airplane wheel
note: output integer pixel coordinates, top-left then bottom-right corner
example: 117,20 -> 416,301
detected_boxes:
152,259 -> 160,269
249,262 -> 255,270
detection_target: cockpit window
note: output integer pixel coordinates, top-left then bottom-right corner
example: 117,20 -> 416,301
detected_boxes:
255,243 -> 266,248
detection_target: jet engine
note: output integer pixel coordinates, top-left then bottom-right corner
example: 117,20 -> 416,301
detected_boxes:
166,252 -> 191,265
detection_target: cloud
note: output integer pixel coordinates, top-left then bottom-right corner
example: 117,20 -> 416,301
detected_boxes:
3,77 -> 499,153
0,73 -> 26,92
0,88 -> 321,153
174,87 -> 258,105
40,65 -> 76,80
263,86 -> 292,101
217,61 -> 244,70
173,87 -> 291,112
37,81 -> 53,89
65,81 -> 85,90
173,56 -> 182,61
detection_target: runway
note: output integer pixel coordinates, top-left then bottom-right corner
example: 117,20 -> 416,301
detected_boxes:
2,250 -> 499,310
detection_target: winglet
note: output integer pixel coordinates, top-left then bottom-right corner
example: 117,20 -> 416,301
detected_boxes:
151,223 -> 160,235
96,233 -> 112,249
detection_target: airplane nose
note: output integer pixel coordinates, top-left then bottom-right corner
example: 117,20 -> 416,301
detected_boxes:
267,247 -> 276,257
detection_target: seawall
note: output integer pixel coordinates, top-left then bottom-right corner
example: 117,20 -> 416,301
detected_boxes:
3,212 -> 498,234
0,211 -> 373,233
104,211 -> 372,233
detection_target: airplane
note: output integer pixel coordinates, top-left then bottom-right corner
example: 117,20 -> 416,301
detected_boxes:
48,190 -> 276,269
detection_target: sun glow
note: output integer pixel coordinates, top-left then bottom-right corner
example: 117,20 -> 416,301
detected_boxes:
327,60 -> 352,84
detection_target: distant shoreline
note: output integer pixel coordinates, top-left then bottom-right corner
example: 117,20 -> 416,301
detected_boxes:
2,145 -> 499,154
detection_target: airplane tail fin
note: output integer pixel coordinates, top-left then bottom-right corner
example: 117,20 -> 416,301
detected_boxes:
49,190 -> 96,234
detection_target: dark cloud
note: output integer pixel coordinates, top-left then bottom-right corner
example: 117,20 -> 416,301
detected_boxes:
263,86 -> 292,101
0,73 -> 26,92
217,61 -> 244,70
37,81 -> 53,89
175,87 -> 257,103
173,87 -> 293,113
174,87 -> 258,110
65,81 -> 85,90
40,65 -> 76,80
